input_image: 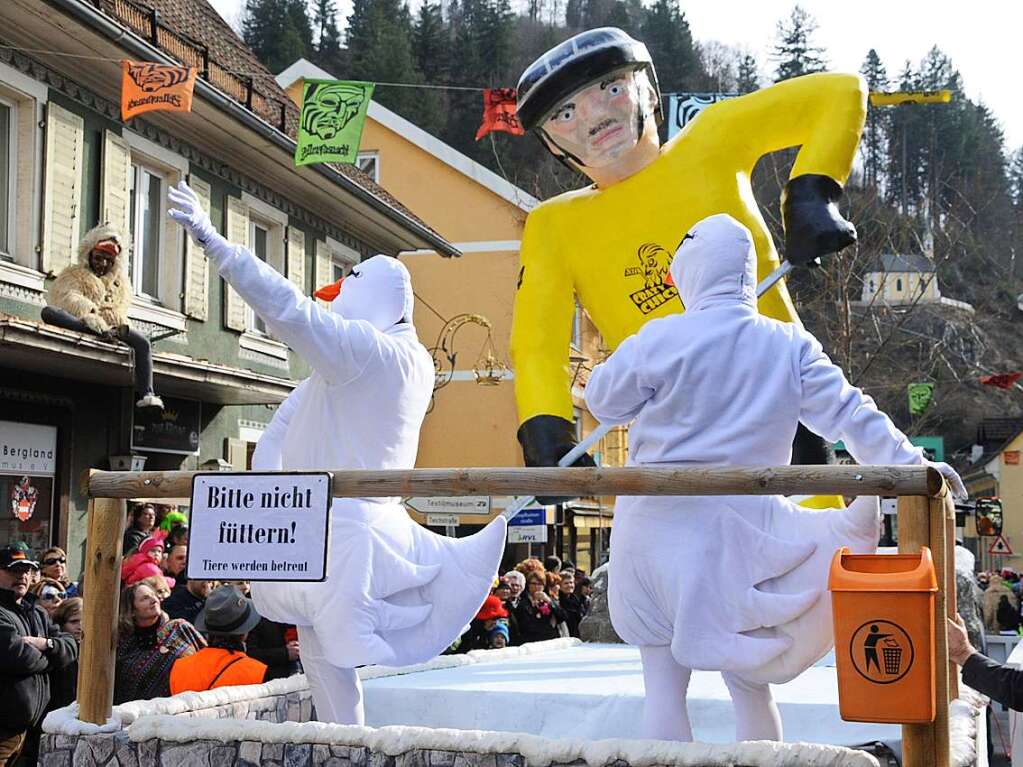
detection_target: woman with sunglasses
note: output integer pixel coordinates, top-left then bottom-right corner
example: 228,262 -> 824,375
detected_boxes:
29,578 -> 66,617
38,547 -> 78,598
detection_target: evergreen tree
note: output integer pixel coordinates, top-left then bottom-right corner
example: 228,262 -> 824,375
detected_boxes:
772,5 -> 827,82
640,0 -> 703,94
736,54 -> 760,94
312,0 -> 343,65
859,49 -> 889,190
346,0 -> 425,119
413,3 -> 449,83
242,0 -> 313,73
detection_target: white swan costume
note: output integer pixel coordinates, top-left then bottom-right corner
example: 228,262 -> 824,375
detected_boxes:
168,182 -> 507,725
584,213 -> 964,743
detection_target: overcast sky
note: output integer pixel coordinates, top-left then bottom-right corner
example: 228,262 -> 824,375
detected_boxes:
210,0 -> 1022,150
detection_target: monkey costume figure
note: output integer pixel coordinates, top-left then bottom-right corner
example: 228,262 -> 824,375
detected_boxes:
42,224 -> 163,410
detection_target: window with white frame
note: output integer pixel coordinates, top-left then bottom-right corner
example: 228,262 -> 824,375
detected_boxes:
128,159 -> 166,299
356,152 -> 379,183
0,98 -> 14,262
248,219 -> 271,334
572,300 -> 583,349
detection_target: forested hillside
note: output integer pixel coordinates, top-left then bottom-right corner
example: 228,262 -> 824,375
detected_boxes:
242,0 -> 1023,460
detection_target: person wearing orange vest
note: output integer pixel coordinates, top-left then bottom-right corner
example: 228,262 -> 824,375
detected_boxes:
170,585 -> 267,694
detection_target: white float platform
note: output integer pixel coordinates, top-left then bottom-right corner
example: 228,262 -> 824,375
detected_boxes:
362,642 -> 900,748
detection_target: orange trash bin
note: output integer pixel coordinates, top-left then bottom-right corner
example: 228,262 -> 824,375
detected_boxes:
828,546 -> 938,724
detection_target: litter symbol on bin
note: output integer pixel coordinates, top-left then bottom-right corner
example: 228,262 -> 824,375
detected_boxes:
850,619 -> 915,684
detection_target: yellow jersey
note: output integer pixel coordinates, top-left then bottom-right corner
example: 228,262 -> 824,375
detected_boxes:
511,72 -> 867,423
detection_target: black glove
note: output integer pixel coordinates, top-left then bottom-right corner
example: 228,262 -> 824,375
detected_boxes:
782,174 -> 857,267
517,415 -> 596,505
790,422 -> 835,466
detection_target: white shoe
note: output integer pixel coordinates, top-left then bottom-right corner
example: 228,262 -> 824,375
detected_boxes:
136,393 -> 164,410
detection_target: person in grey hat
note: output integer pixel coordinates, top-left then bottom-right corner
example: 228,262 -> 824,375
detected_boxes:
0,542 -> 77,764
168,585 -> 267,694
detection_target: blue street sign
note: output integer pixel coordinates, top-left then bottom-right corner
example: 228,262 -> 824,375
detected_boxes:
508,508 -> 545,526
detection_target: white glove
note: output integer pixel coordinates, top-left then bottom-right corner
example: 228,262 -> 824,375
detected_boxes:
168,180 -> 221,253
926,460 -> 967,501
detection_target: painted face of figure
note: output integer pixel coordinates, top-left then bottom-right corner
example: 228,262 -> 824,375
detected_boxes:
89,239 -> 120,277
543,72 -> 645,169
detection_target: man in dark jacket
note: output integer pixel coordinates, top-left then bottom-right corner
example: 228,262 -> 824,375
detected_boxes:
949,614 -> 1023,709
163,579 -> 214,625
0,542 -> 78,764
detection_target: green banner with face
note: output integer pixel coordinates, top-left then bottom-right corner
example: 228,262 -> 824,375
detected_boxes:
907,382 -> 934,415
295,80 -> 375,167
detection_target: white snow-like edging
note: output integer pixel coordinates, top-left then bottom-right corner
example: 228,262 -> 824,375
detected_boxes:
951,682 -> 989,767
42,703 -> 122,735
128,716 -> 879,767
43,639 -> 580,734
359,637 -> 581,680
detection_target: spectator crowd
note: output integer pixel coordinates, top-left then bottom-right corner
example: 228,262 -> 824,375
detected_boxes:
451,555 -> 593,653
0,502 -> 302,766
0,501 -> 597,765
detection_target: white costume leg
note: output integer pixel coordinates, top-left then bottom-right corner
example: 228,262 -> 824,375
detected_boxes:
299,625 -> 364,725
721,671 -> 781,742
639,645 -> 693,742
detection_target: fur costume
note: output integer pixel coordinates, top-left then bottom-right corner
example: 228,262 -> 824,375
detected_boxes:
46,223 -> 131,334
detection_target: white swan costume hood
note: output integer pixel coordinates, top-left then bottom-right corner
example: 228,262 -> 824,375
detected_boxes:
585,213 -> 929,685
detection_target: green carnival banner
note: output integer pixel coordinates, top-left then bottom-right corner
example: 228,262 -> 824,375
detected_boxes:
907,382 -> 934,415
295,80 -> 375,167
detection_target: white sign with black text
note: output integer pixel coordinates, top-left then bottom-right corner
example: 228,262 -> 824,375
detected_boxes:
187,472 -> 331,581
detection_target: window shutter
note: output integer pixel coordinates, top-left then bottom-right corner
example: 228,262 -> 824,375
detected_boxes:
41,103 -> 84,276
224,437 -> 249,471
286,226 -> 306,293
100,130 -> 132,237
314,239 -> 332,308
183,175 -> 212,321
223,196 -> 249,332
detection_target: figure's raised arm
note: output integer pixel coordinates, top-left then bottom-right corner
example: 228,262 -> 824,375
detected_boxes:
702,72 -> 867,266
168,181 -> 380,384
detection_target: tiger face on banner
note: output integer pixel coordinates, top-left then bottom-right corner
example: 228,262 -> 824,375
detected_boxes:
121,61 -> 197,121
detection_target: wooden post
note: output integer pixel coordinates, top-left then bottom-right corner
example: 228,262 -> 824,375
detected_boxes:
928,492 -> 952,766
77,495 -> 126,725
898,494 -> 942,767
943,493 -> 959,702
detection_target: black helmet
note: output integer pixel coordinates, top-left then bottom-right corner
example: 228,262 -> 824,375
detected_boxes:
516,27 -> 662,133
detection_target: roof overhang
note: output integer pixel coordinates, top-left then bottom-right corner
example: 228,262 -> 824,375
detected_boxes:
0,317 -> 294,405
6,0 -> 459,258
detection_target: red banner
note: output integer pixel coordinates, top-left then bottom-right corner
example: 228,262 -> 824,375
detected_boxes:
121,60 -> 197,121
980,372 -> 1022,389
476,88 -> 524,141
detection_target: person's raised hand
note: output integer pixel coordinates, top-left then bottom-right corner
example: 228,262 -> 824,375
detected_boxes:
168,180 -> 218,250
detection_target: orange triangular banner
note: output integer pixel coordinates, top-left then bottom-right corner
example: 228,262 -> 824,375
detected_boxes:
121,60 -> 197,121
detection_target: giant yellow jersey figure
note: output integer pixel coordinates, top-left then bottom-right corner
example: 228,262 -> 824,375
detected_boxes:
511,28 -> 866,474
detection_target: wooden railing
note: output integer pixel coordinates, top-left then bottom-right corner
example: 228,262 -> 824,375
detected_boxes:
91,0 -> 296,133
79,465 -> 955,767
